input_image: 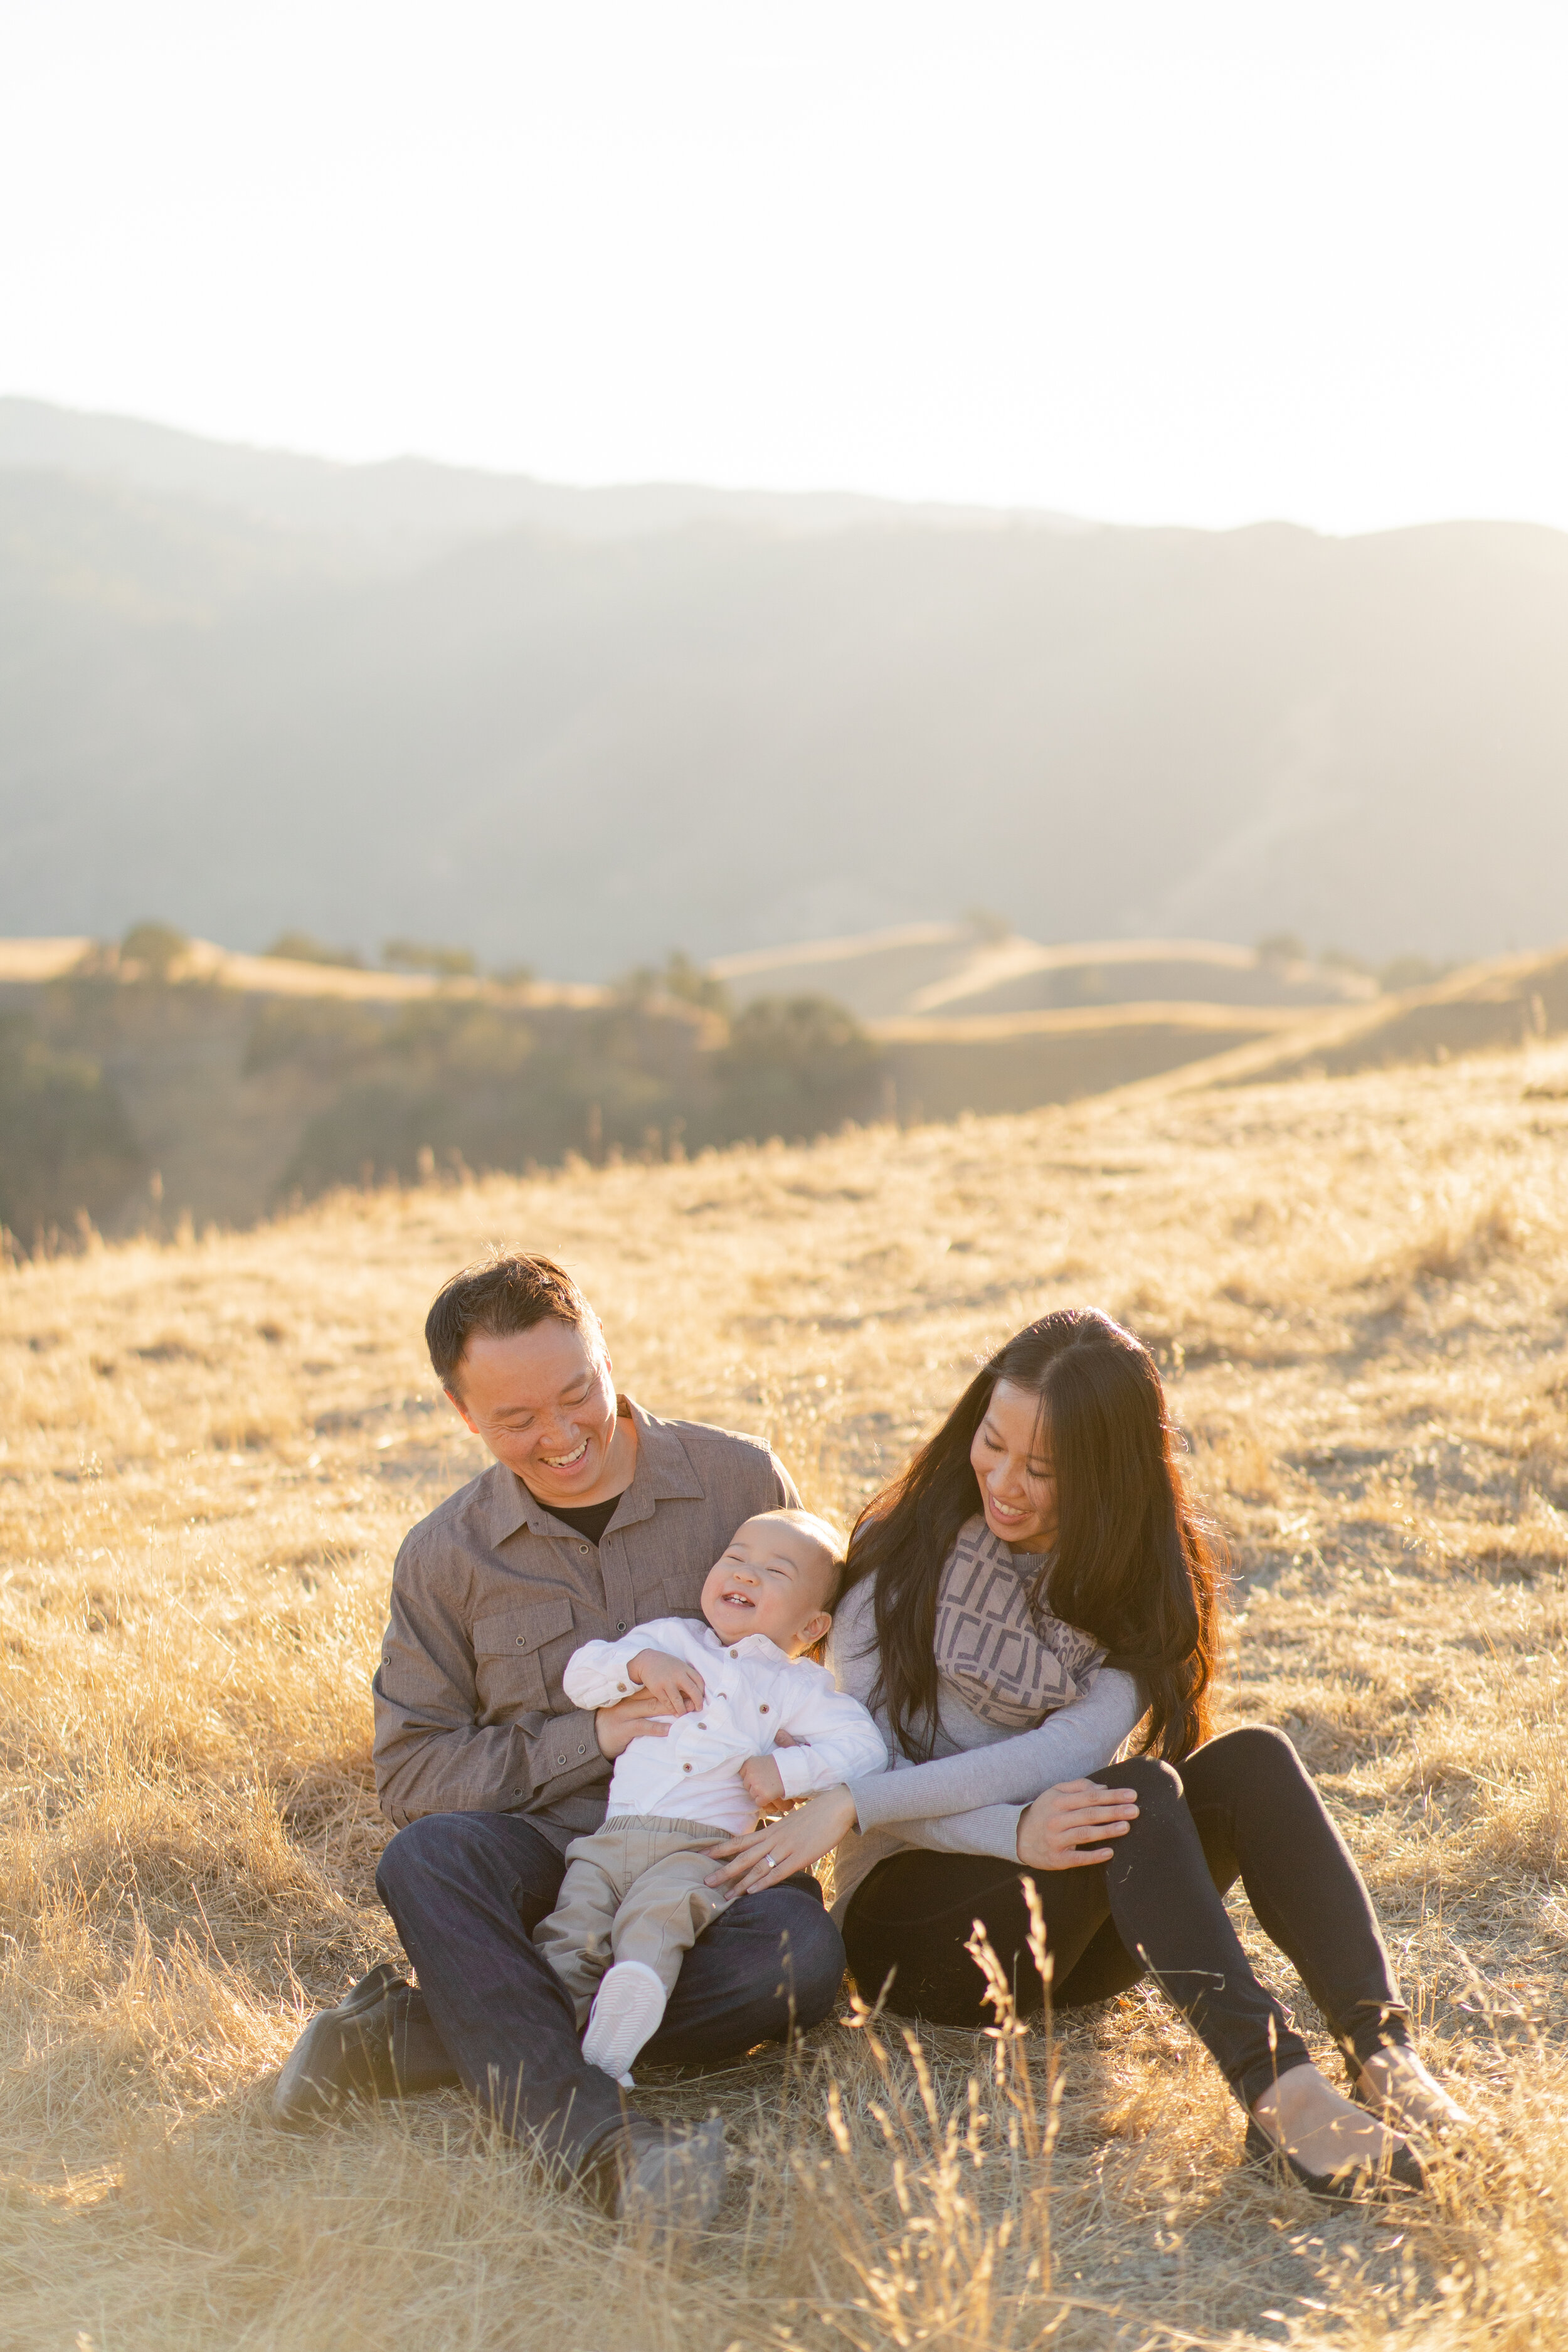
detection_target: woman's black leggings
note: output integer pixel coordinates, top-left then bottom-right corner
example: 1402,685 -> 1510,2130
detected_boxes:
840,1725 -> 1411,2114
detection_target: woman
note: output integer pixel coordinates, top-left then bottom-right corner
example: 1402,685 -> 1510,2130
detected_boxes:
709,1308 -> 1468,2200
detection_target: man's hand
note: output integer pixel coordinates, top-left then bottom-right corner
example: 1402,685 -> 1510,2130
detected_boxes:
738,1754 -> 785,1808
628,1648 -> 706,1714
595,1688 -> 676,1760
1015,1779 -> 1139,1870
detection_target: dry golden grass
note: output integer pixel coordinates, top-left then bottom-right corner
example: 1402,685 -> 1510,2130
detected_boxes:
4,1039 -> 1568,2348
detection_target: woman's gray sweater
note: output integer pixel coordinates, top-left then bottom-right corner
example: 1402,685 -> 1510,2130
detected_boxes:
825,1579 -> 1145,1922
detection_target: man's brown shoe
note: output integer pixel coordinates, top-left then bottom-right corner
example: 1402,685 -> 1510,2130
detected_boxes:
272,1962 -> 410,2128
590,2116 -> 728,2238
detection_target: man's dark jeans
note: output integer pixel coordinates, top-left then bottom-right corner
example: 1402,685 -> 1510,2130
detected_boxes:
376,1811 -> 845,2173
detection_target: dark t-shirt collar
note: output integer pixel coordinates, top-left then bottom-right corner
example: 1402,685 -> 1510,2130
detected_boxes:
524,1489 -> 627,1547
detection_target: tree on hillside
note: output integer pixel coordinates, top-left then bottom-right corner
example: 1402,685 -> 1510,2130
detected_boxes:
614,950 -> 731,1018
243,997 -> 387,1077
119,920 -> 189,978
272,991 -> 682,1195
712,994 -> 883,1142
266,930 -> 364,968
383,938 -> 477,977
661,950 -> 731,1017
0,1014 -> 142,1245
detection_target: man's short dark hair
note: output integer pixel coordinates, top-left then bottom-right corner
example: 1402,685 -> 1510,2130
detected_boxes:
425,1251 -> 598,1394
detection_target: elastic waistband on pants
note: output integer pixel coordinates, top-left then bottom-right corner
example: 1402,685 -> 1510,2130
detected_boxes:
593,1812 -> 739,1841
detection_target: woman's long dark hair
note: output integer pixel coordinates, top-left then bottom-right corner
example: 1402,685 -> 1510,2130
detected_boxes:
845,1308 -> 1221,1763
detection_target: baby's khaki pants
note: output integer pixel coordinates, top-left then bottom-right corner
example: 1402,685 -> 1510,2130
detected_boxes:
534,1814 -> 734,2023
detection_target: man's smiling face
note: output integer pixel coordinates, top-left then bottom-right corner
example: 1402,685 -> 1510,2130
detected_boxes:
447,1315 -> 622,1503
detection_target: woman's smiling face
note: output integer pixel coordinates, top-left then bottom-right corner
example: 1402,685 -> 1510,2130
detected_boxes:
969,1377 -> 1059,1550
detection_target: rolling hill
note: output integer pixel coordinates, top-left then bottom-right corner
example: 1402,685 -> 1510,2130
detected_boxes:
4,926 -> 1565,1244
711,924 -> 1372,1020
4,401 -> 1568,980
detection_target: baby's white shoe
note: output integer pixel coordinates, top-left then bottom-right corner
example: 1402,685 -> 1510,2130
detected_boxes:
582,1961 -> 668,2083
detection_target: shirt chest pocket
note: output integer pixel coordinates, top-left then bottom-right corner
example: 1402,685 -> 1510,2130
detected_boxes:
472,1596 -> 576,1718
619,1566 -> 708,1629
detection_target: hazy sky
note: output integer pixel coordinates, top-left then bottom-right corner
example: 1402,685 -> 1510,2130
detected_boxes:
4,0 -> 1566,532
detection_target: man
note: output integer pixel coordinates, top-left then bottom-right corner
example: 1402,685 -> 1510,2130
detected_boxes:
272,1251 -> 845,2229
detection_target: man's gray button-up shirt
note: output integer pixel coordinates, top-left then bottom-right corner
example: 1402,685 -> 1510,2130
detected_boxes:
371,1396 -> 800,1843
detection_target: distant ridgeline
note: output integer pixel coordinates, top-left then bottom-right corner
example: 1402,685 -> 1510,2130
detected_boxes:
3,924 -> 1565,1254
6,400 -> 1568,981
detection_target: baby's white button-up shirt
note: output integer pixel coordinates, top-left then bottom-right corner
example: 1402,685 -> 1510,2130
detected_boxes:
563,1615 -> 889,1834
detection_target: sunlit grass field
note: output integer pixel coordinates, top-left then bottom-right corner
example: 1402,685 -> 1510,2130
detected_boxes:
3,1041 -> 1567,2349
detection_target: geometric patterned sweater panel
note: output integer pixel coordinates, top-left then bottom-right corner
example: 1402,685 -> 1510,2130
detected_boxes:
932,1515 -> 1106,1729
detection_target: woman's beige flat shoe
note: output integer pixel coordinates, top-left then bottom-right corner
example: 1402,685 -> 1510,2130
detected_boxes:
1244,2115 -> 1425,2203
1353,2047 -> 1473,2142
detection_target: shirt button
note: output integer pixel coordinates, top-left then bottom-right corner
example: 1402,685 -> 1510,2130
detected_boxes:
682,1762 -> 692,1772
760,1703 -> 770,1714
697,1723 -> 707,1731
578,1544 -> 590,1554
729,1648 -> 738,1658
578,1744 -> 586,1755
617,1622 -> 626,1632
617,1682 -> 628,1693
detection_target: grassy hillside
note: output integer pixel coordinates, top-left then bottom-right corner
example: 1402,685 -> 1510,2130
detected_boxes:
6,936 -> 1567,1246
6,412 -> 1568,974
2,1039 -> 1566,2346
877,1000 -> 1300,1119
0,946 -> 721,1240
1097,942 -> 1568,1110
712,926 -> 1371,1020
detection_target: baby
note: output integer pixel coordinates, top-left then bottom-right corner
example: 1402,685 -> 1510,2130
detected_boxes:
534,1508 -> 887,2082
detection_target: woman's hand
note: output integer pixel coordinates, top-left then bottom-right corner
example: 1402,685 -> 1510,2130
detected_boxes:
705,1784 -> 857,1897
594,1688 -> 674,1760
1015,1778 -> 1139,1870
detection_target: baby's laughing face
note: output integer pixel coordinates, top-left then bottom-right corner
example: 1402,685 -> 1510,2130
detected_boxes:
700,1513 -> 838,1655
